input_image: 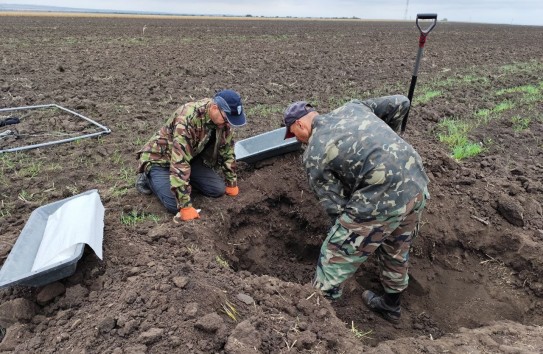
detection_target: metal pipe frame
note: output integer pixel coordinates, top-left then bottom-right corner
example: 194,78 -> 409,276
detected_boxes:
0,104 -> 111,154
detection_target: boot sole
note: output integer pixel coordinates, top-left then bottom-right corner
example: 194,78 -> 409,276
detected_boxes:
362,290 -> 401,323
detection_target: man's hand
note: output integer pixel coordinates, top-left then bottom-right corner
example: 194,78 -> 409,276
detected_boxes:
173,207 -> 200,223
225,186 -> 239,196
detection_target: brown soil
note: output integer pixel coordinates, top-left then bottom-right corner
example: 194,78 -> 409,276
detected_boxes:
1,16 -> 542,353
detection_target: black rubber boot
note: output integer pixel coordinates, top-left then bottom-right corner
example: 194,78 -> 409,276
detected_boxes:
135,173 -> 152,195
362,290 -> 401,323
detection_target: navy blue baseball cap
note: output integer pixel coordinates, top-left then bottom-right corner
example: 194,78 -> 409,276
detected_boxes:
214,89 -> 246,126
283,101 -> 315,139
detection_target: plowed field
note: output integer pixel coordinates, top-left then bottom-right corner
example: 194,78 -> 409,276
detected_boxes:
1,15 -> 542,353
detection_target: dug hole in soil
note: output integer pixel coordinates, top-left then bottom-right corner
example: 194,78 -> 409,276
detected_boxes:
1,16 -> 543,353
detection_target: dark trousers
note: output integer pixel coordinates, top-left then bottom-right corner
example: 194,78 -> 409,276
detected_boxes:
147,157 -> 225,214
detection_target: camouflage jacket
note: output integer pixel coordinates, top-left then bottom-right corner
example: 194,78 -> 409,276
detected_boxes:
137,98 -> 237,208
303,95 -> 429,222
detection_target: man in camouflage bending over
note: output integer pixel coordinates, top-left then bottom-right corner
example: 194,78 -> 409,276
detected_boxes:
136,89 -> 245,223
283,95 -> 429,322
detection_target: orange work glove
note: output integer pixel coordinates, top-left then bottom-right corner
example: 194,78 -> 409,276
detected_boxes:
225,186 -> 239,196
173,207 -> 200,223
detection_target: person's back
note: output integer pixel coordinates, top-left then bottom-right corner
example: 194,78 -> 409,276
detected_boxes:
304,100 -> 429,220
283,96 -> 430,320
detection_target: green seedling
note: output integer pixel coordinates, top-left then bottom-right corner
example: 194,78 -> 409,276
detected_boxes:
117,167 -> 132,183
221,300 -> 238,322
17,190 -> 34,202
351,321 -> 373,342
216,255 -> 230,269
19,161 -> 42,179
186,245 -> 201,254
511,115 -> 531,131
111,150 -> 124,165
133,136 -> 146,148
474,108 -> 492,123
147,214 -> 160,223
0,200 -> 13,219
120,211 -> 160,226
66,184 -> 80,196
0,153 -> 17,170
110,186 -> 130,198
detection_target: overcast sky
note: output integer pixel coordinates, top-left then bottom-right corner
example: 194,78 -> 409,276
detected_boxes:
2,0 -> 542,26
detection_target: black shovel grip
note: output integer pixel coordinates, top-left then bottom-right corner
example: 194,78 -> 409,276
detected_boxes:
417,13 -> 437,20
416,13 -> 438,35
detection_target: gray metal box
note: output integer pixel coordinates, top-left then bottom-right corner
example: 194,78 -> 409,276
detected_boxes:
235,127 -> 301,164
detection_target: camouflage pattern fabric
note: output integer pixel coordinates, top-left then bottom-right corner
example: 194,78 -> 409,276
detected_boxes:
357,95 -> 410,133
303,95 -> 430,299
313,190 -> 427,299
303,95 -> 428,222
136,98 -> 237,209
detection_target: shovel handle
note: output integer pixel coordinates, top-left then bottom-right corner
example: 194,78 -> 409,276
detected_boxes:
416,13 -> 438,35
400,13 -> 438,134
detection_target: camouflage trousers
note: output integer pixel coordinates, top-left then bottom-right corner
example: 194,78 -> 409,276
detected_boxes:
313,189 -> 428,300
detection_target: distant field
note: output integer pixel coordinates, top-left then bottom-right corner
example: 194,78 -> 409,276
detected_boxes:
0,11 -> 388,21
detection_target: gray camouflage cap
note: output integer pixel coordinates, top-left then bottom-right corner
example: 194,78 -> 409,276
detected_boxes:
283,101 -> 315,139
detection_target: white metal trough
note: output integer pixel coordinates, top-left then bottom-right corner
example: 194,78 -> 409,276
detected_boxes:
235,127 -> 301,164
0,190 -> 104,289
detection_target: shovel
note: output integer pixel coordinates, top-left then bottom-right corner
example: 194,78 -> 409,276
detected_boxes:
400,13 -> 438,134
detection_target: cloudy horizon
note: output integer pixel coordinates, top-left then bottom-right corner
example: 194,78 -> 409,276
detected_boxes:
0,0 -> 541,26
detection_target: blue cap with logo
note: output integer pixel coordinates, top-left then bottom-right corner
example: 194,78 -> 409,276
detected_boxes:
213,89 -> 246,127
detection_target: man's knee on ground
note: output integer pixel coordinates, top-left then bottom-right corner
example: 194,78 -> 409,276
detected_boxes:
202,184 -> 225,198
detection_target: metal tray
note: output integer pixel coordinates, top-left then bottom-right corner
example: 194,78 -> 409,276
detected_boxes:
0,190 -> 101,289
235,127 -> 301,164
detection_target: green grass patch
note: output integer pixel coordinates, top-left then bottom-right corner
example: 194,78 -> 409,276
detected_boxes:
420,63 -> 543,156
437,118 -> 485,160
416,89 -> 442,104
475,108 -> 491,121
18,161 -> 43,179
511,115 -> 531,131
493,100 -> 514,113
244,104 -> 284,118
452,142 -> 483,159
428,72 -> 489,91
110,186 -> 130,198
0,153 -> 17,170
437,119 -> 471,146
120,210 -> 160,226
496,84 -> 540,96
499,60 -> 543,75
474,100 -> 515,124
